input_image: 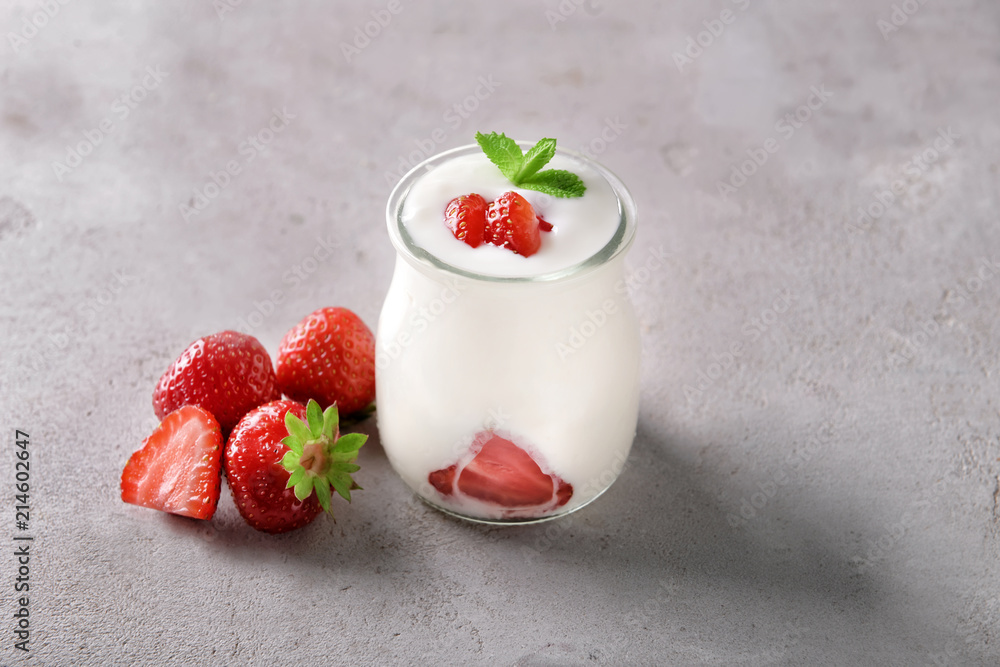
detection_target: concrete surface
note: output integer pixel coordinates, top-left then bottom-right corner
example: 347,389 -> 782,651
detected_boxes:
2,1 -> 999,665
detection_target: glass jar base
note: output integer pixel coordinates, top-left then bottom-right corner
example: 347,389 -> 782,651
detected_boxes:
414,484 -> 615,526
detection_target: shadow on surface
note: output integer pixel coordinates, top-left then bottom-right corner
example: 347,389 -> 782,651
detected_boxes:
471,416 -> 953,664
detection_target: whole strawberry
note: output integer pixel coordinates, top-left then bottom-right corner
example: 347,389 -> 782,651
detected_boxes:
275,308 -> 376,415
225,399 -> 366,534
153,331 -> 281,435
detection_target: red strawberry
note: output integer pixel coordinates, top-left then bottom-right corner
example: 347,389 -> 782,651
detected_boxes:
444,193 -> 488,247
121,405 -> 223,520
275,307 -> 376,415
485,191 -> 542,257
225,399 -> 366,534
153,331 -> 280,436
428,432 -> 572,513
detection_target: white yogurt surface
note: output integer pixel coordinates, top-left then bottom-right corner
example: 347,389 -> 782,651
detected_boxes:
400,152 -> 621,278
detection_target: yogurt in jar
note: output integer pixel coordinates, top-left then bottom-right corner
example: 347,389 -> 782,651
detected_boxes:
377,144 -> 640,523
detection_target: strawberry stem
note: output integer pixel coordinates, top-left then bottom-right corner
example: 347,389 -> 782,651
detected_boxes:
280,399 -> 367,516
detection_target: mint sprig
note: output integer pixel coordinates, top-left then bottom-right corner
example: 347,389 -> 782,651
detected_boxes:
280,399 -> 366,517
475,132 -> 586,198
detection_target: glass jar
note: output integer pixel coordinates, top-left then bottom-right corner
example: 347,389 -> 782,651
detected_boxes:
376,144 -> 640,524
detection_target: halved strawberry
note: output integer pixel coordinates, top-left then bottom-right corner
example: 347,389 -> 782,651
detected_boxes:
428,464 -> 458,496
121,405 -> 223,520
428,432 -> 572,512
444,193 -> 488,247
459,435 -> 554,505
485,191 -> 542,257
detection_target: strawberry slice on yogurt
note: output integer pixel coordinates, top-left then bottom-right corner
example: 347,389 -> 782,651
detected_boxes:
428,432 -> 572,518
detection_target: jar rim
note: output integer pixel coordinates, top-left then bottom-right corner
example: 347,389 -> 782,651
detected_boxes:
385,142 -> 637,284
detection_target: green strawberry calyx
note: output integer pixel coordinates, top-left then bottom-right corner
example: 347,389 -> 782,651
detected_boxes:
280,399 -> 367,517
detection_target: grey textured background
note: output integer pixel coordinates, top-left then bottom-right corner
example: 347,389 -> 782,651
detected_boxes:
2,1 -> 999,665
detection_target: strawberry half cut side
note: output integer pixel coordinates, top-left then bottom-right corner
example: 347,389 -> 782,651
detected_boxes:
428,464 -> 458,497
485,192 -> 542,257
121,405 -> 223,520
428,432 -> 573,513
444,193 -> 488,247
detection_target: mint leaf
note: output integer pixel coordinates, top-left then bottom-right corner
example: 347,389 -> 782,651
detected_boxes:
476,132 -> 586,198
514,138 -> 556,182
520,169 -> 587,198
475,132 -> 522,181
